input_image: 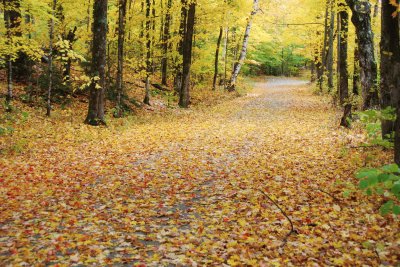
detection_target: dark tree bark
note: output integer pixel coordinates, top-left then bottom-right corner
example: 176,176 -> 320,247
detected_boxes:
338,3 -> 351,127
85,0 -> 108,125
315,30 -> 323,86
327,2 -> 335,92
381,0 -> 400,138
353,35 -> 360,95
47,0 -> 57,117
174,0 -> 187,94
213,26 -> 223,90
228,0 -> 259,91
338,3 -> 349,106
116,0 -> 127,116
3,0 -> 13,107
346,0 -> 379,110
62,27 -> 78,84
179,1 -> 196,108
144,0 -> 152,105
320,0 -> 330,91
161,0 -> 172,86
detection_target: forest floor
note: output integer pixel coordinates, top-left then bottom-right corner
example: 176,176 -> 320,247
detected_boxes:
1,77 -> 399,266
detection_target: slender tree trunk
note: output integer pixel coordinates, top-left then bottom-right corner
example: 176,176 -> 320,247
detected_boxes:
346,0 -> 378,110
116,0 -> 127,116
85,0 -> 108,125
179,1 -> 195,108
353,35 -> 360,95
381,0 -> 400,138
222,26 -> 229,88
338,3 -> 351,127
327,1 -> 335,91
213,26 -> 223,90
161,0 -> 172,86
320,0 -> 330,91
62,27 -> 77,84
3,0 -> 13,107
47,0 -> 57,117
174,0 -> 187,94
228,0 -> 259,91
315,30 -> 323,85
143,0 -> 152,105
338,3 -> 349,106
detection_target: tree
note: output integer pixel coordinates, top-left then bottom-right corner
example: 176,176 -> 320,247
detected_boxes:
179,0 -> 196,108
326,0 -> 335,92
143,0 -> 152,105
228,0 -> 259,91
174,0 -> 187,94
338,2 -> 350,127
85,0 -> 108,125
213,27 -> 223,90
346,0 -> 378,110
161,0 -> 172,86
2,0 -> 22,107
381,0 -> 400,138
46,0 -> 57,117
116,0 -> 128,117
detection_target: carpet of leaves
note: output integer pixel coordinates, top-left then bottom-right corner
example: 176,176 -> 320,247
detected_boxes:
1,78 -> 399,266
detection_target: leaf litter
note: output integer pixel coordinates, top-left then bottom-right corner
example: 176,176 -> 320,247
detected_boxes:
1,78 -> 399,266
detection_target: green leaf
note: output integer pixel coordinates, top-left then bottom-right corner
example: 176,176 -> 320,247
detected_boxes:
356,169 -> 379,179
377,173 -> 390,183
376,188 -> 384,195
367,176 -> 379,186
393,205 -> 400,215
382,164 -> 399,173
391,183 -> 400,195
359,180 -> 369,190
366,188 -> 373,196
380,200 -> 394,216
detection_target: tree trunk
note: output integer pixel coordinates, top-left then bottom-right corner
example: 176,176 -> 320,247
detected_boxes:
62,27 -> 78,84
338,3 -> 349,106
161,0 -> 172,86
327,2 -> 335,92
320,0 -> 330,91
47,0 -> 57,117
381,0 -> 400,138
3,0 -> 13,107
85,0 -> 108,125
179,1 -> 195,108
213,26 -> 223,90
174,0 -> 187,94
346,0 -> 378,110
353,35 -> 360,95
222,26 -> 229,88
338,3 -> 351,127
116,0 -> 127,116
228,0 -> 259,91
144,0 -> 152,105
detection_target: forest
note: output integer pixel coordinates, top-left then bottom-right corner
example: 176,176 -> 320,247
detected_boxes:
0,0 -> 399,265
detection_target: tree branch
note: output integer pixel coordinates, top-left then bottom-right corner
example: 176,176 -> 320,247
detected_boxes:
258,189 -> 295,247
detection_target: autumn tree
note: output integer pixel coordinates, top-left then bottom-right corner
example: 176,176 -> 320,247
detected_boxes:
46,0 -> 57,117
346,0 -> 378,110
228,0 -> 259,91
116,0 -> 128,117
2,0 -> 22,107
338,1 -> 350,127
179,0 -> 196,108
381,0 -> 400,138
85,0 -> 108,125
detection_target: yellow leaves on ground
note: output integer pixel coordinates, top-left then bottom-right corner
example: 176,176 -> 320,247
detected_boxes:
1,78 -> 399,266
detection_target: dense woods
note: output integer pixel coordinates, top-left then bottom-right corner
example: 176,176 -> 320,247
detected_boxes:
1,0 -> 400,265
